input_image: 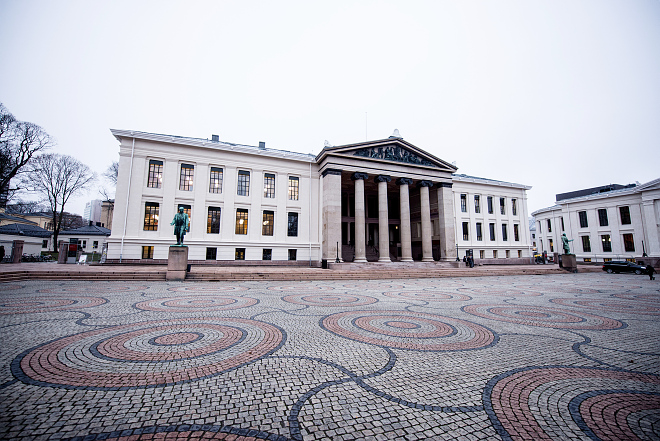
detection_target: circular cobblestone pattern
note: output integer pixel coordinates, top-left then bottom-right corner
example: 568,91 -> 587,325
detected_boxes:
135,296 -> 258,312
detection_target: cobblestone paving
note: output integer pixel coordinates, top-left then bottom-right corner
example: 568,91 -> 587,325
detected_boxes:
0,273 -> 659,440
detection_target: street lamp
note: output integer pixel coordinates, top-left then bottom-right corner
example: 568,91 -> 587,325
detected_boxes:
456,243 -> 460,261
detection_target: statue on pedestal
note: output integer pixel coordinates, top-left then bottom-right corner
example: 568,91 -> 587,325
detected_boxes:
561,233 -> 573,255
170,207 -> 189,246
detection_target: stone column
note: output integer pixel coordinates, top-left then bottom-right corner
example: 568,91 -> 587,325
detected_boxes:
642,199 -> 660,257
352,173 -> 369,263
397,178 -> 413,262
376,175 -> 391,262
322,169 -> 343,262
418,181 -> 434,262
437,182 -> 457,261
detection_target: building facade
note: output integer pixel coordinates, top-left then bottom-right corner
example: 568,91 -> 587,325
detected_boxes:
107,130 -> 533,265
532,179 -> 660,266
84,200 -> 103,224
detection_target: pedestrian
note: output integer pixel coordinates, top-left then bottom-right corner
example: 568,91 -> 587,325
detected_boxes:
0,245 -> 4,262
646,264 -> 655,281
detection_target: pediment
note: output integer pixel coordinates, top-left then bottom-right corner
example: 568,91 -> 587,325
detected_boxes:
317,138 -> 457,173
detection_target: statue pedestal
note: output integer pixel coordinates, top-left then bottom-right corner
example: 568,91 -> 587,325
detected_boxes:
167,246 -> 188,281
559,254 -> 577,273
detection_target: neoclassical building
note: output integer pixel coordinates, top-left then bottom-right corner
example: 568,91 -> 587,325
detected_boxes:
532,179 -> 660,267
107,130 -> 532,265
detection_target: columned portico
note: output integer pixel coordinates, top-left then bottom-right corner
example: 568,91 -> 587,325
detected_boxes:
418,181 -> 434,262
352,172 -> 369,263
376,175 -> 391,262
397,178 -> 413,262
316,135 -> 458,264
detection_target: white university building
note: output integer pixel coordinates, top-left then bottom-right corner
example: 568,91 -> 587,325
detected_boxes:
107,130 -> 533,265
532,179 -> 660,267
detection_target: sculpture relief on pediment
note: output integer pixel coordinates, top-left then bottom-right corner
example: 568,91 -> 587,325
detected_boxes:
353,144 -> 437,167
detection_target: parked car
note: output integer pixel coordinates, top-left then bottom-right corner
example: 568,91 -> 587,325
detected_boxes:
602,261 -> 646,274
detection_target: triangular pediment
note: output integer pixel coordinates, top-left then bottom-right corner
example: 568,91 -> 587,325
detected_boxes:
316,138 -> 457,172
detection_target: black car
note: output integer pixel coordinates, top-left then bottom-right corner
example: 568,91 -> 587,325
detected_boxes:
602,261 -> 647,274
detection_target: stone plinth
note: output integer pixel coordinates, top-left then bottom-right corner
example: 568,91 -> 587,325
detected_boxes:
560,254 -> 577,273
167,246 -> 189,281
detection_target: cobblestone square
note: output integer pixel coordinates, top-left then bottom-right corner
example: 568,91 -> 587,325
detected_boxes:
1,273 -> 658,440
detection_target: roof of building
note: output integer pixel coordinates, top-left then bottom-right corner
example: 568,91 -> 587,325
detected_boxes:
111,129 -> 317,163
59,224 -> 111,236
556,183 -> 637,201
0,213 -> 39,225
452,174 -> 532,190
0,223 -> 52,238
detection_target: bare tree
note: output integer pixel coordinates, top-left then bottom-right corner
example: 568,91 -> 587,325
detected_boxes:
103,161 -> 119,186
24,154 -> 96,251
0,103 -> 53,204
5,200 -> 47,214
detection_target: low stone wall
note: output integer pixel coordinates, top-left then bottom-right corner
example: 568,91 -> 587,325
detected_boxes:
103,259 -> 322,267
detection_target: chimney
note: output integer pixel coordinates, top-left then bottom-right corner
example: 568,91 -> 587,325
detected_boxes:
211,134 -> 219,142
258,141 -> 266,149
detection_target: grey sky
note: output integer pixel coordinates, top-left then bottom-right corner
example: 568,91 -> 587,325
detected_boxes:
1,0 -> 659,216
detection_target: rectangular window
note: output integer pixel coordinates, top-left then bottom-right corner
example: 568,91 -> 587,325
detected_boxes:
209,167 -> 223,193
142,246 -> 154,259
235,248 -> 245,260
262,249 -> 272,260
598,209 -> 608,227
179,164 -> 194,191
143,202 -> 159,231
601,234 -> 612,252
514,224 -> 520,241
462,222 -> 469,241
502,224 -> 508,241
288,249 -> 297,261
493,250 -> 498,258
42,239 -> 49,248
547,219 -> 552,233
93,241 -> 98,249
581,236 -> 591,252
549,239 -> 554,252
480,250 -> 485,259
237,170 -> 250,196
500,198 -> 505,215
619,206 -> 631,225
262,210 -> 274,236
583,258 -> 592,262
623,233 -> 635,252
511,199 -> 517,216
235,209 -> 248,235
518,250 -> 522,258
147,160 -> 163,188
489,223 -> 496,241
178,204 -> 191,232
288,176 -> 299,200
474,195 -> 480,213
476,222 -> 483,241
206,247 -> 217,260
560,217 -> 565,231
506,250 -> 510,258
579,211 -> 588,228
207,207 -> 221,234
487,196 -> 493,214
460,194 -> 467,213
288,212 -> 299,237
264,173 -> 275,198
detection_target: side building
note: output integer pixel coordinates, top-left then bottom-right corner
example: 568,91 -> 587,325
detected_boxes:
532,178 -> 660,267
107,130 -> 533,265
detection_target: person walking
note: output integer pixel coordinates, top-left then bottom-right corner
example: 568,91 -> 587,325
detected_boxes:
646,264 -> 655,281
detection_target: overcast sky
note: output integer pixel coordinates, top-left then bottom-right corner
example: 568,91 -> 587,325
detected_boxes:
1,0 -> 659,217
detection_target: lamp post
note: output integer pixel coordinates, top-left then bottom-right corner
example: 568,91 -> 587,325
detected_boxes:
336,241 -> 340,263
455,243 -> 460,261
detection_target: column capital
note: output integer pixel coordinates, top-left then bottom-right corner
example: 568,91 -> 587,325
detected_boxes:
375,175 -> 391,183
396,177 -> 414,186
351,172 -> 369,181
417,180 -> 433,188
321,168 -> 342,177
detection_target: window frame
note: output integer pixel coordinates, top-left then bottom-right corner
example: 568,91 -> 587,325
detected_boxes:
489,223 -> 496,241
474,195 -> 480,213
179,164 -> 194,191
462,221 -> 469,241
237,170 -> 250,196
207,206 -> 221,234
476,222 -> 483,241
262,210 -> 274,236
623,233 -> 635,252
487,196 -> 493,214
601,234 -> 612,252
500,197 -> 505,215
263,173 -> 276,198
619,206 -> 631,225
288,176 -> 299,201
598,208 -> 609,227
502,223 -> 508,241
578,211 -> 588,228
147,160 -> 163,189
141,246 -> 154,259
209,167 -> 223,194
288,212 -> 299,237
581,236 -> 591,252
143,202 -> 159,231
235,208 -> 249,235
460,194 -> 467,213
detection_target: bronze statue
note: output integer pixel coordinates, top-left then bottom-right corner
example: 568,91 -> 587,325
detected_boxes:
561,233 -> 573,254
170,207 -> 189,246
